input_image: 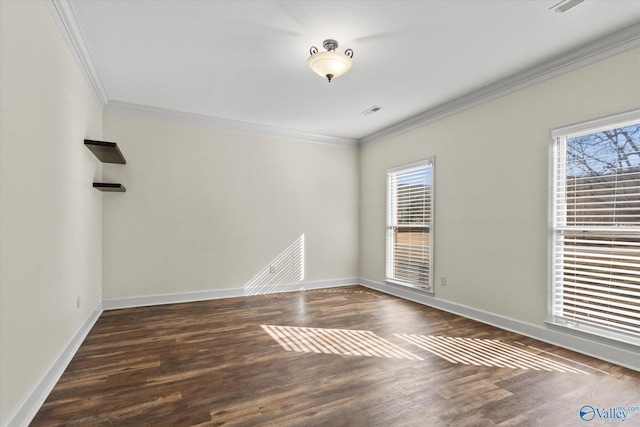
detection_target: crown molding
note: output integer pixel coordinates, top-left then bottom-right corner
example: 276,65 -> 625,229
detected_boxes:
46,0 -> 108,108
46,0 -> 359,147
360,21 -> 640,146
104,101 -> 360,147
46,0 -> 356,146
47,0 -> 639,148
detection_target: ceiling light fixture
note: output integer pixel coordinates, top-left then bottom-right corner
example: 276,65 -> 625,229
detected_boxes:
307,39 -> 353,83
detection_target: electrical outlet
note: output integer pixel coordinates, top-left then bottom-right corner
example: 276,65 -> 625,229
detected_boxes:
440,276 -> 447,286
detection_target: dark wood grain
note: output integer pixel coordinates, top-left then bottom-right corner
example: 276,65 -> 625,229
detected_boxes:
31,286 -> 640,426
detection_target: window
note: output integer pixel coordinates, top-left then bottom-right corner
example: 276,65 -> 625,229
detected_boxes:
551,110 -> 640,346
386,159 -> 434,291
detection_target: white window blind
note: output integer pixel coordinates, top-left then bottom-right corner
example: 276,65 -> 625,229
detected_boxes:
551,112 -> 640,345
386,159 -> 433,291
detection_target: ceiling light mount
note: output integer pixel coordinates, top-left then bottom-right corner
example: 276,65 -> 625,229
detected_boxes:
308,39 -> 354,83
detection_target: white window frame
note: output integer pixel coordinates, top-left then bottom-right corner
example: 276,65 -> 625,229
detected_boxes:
386,158 -> 434,293
549,109 -> 640,348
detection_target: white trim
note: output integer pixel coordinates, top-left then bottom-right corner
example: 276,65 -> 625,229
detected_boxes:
550,108 -> 640,139
47,0 -> 356,146
359,278 -> 640,372
5,280 -> 358,426
103,287 -> 245,310
45,0 -> 108,108
104,101 -> 360,148
6,277 -> 640,427
103,278 -> 360,310
48,0 -> 640,148
547,110 -> 640,348
547,130 -> 558,326
386,158 -> 435,292
3,302 -> 103,427
386,158 -> 433,175
547,319 -> 640,350
360,22 -> 640,146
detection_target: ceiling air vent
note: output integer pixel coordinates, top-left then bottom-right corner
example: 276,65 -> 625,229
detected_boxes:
361,106 -> 383,116
550,0 -> 584,13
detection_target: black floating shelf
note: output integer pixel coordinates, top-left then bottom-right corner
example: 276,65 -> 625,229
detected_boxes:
93,183 -> 126,192
84,139 -> 126,164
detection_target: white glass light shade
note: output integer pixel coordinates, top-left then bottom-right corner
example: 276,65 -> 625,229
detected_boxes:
307,51 -> 353,81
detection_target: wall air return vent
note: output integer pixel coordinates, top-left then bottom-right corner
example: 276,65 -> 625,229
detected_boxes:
361,106 -> 383,116
550,0 -> 584,13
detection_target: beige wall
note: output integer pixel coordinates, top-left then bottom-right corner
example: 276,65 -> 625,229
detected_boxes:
102,113 -> 360,299
0,1 -> 104,424
1,1 -> 639,423
360,47 -> 640,325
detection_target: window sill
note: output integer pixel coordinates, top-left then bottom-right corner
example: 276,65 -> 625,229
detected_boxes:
545,320 -> 640,352
385,279 -> 434,296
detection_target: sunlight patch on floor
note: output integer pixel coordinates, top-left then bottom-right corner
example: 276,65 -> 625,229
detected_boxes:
262,325 -> 423,360
395,334 -> 590,374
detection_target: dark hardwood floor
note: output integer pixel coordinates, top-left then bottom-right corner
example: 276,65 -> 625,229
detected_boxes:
31,286 -> 640,426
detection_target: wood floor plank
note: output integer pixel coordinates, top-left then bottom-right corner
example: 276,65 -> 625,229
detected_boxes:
30,286 -> 640,426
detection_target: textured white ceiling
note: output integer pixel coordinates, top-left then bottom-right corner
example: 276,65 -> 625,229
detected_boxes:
69,0 -> 640,141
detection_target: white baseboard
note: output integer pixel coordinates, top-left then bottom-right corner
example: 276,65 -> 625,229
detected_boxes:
105,276 -> 639,371
5,279 -> 358,426
102,278 -> 360,310
3,302 -> 103,427
8,276 -> 637,427
359,278 -> 640,372
102,286 -> 246,310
